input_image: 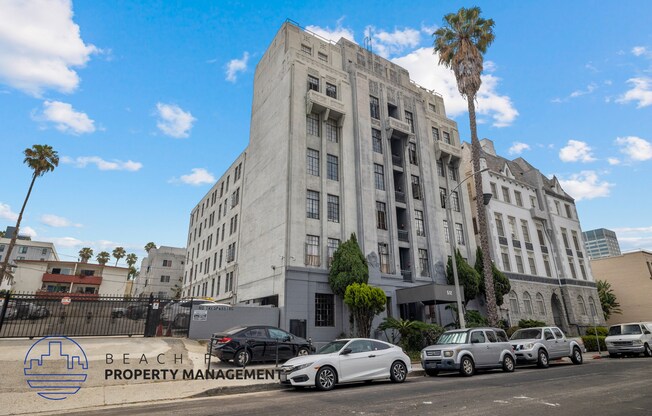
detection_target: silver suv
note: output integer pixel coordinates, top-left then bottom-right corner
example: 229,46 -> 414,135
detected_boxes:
421,327 -> 516,377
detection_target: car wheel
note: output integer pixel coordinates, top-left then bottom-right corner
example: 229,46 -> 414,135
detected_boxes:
502,355 -> 515,372
233,349 -> 251,367
315,366 -> 337,391
425,369 -> 439,377
390,361 -> 407,383
116,312 -> 124,318
297,347 -> 310,357
571,347 -> 583,364
174,314 -> 188,328
537,349 -> 549,368
459,356 -> 474,377
644,343 -> 652,357
609,353 -> 618,358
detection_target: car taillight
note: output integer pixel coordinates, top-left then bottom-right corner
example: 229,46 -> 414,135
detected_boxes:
216,337 -> 232,344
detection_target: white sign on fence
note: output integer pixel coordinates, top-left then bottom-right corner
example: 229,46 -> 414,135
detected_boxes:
192,310 -> 208,321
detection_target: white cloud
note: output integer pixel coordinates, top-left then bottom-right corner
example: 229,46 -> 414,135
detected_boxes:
557,171 -> 612,201
0,0 -> 98,96
559,140 -> 596,163
37,100 -> 95,134
40,214 -> 81,228
615,136 -> 652,161
21,226 -> 37,238
61,156 -> 143,171
632,46 -> 648,57
607,157 -> 621,165
46,236 -> 83,248
392,48 -> 518,127
552,83 -> 597,103
155,102 -> 196,138
225,52 -> 249,83
306,19 -> 355,43
612,226 -> 652,252
364,26 -> 421,58
617,77 -> 652,108
508,142 -> 530,155
0,203 -> 18,221
171,168 -> 215,186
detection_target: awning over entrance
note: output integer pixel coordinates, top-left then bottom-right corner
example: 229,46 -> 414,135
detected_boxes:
395,283 -> 463,305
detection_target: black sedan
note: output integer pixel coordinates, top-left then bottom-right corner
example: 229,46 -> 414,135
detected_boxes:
207,326 -> 314,366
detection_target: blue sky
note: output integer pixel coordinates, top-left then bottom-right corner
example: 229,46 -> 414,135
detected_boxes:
1,0 -> 651,266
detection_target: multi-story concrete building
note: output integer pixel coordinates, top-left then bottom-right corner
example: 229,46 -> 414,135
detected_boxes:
182,22 -> 474,341
590,250 -> 652,324
0,227 -> 59,291
133,246 -> 186,299
583,228 -> 622,259
462,139 -> 605,334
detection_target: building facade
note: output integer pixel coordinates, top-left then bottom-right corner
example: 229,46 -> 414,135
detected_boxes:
182,22 -> 476,341
583,228 -> 622,259
590,250 -> 652,324
0,228 -> 59,291
461,139 -> 605,334
133,246 -> 186,299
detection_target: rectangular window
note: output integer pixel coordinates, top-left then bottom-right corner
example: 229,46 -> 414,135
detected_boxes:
306,190 -> 320,219
451,191 -> 460,212
327,154 -> 339,181
160,275 -> 170,283
18,246 -> 28,254
418,249 -> 429,277
568,258 -> 577,279
374,164 -> 385,190
515,251 -> 524,273
530,195 -> 537,209
514,191 -> 523,207
521,220 -> 531,243
376,202 -> 387,230
162,259 -> 172,267
305,235 -> 320,266
325,83 -> 337,98
561,228 -> 570,249
432,127 -> 440,141
490,182 -> 498,200
306,113 -> 320,136
308,75 -> 319,92
301,44 -> 312,55
508,216 -> 518,239
443,131 -> 451,144
495,213 -> 505,237
318,52 -> 328,62
370,96 -> 380,119
543,255 -> 552,277
572,231 -> 581,251
325,118 -> 338,142
372,128 -> 382,153
528,255 -> 537,275
415,210 -> 425,236
405,111 -> 414,133
565,204 -> 572,219
501,250 -> 511,272
315,294 -> 334,327
378,243 -> 390,273
429,103 -> 436,113
443,220 -> 450,243
455,223 -> 465,245
448,165 -> 458,181
327,238 -> 340,266
437,160 -> 444,177
327,194 -> 340,223
411,175 -> 421,200
501,186 -> 511,203
408,142 -> 418,165
579,260 -> 587,280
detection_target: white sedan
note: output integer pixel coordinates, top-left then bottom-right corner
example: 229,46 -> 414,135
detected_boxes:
279,338 -> 411,390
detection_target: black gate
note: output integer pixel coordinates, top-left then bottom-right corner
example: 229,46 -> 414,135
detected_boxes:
0,292 -> 162,338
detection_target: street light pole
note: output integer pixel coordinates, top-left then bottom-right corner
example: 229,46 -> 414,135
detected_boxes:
445,167 -> 489,329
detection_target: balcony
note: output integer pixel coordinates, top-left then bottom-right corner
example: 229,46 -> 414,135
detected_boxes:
398,230 -> 409,242
401,270 -> 412,282
386,117 -> 412,140
392,154 -> 403,167
434,140 -> 461,161
395,191 -> 406,204
306,89 -> 346,122
42,273 -> 102,286
529,207 -> 547,221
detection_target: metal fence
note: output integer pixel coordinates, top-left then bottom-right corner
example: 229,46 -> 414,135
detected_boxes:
0,292 -> 167,338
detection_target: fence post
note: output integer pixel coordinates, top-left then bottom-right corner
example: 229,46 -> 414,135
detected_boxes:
0,291 -> 11,334
144,293 -> 155,337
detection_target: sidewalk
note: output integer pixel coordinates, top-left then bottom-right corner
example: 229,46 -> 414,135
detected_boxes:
0,337 -> 425,415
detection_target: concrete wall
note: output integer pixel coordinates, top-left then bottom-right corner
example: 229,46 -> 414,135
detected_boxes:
188,305 -> 280,340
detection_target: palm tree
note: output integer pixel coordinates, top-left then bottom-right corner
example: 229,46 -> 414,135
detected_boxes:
96,251 -> 110,266
144,242 -> 157,253
112,247 -> 126,266
0,145 -> 59,284
597,280 -> 622,320
125,253 -> 138,280
78,247 -> 94,263
434,7 -> 498,325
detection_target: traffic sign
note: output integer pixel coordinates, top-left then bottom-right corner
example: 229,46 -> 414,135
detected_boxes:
61,297 -> 72,305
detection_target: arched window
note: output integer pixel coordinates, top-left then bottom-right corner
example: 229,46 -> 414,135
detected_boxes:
523,292 -> 533,314
577,295 -> 587,315
588,297 -> 598,317
509,291 -> 520,314
535,293 -> 546,315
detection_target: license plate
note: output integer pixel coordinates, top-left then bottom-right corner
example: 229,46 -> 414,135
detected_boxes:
280,373 -> 287,382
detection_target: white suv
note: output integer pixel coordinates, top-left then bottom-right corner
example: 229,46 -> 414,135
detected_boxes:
605,322 -> 652,358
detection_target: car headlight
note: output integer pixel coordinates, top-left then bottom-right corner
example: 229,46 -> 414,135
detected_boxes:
293,362 -> 314,371
524,343 -> 534,350
632,340 -> 643,345
444,350 -> 454,358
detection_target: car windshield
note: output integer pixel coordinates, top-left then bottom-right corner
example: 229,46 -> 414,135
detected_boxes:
317,340 -> 349,354
437,331 -> 468,344
622,324 -> 642,335
511,329 -> 542,340
608,325 -> 621,336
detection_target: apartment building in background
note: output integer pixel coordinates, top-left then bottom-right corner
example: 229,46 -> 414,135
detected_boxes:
0,226 -> 59,291
461,139 -> 605,334
181,21 -> 475,341
133,246 -> 186,299
583,228 -> 622,259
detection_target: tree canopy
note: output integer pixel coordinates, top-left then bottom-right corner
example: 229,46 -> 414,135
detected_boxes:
446,249 -> 480,305
474,247 -> 511,306
328,233 -> 368,297
344,283 -> 386,338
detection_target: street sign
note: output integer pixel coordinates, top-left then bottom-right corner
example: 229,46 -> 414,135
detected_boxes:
61,297 -> 72,305
152,302 -> 159,310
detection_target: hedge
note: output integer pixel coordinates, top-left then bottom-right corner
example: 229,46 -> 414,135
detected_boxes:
582,335 -> 607,352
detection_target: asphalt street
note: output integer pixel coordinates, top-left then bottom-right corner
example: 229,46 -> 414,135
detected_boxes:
45,357 -> 651,416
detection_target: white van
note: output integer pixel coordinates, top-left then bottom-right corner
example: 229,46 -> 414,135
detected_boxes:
605,322 -> 652,358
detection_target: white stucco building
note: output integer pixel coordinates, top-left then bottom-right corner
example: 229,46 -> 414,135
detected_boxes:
0,228 -> 59,291
133,246 -> 186,299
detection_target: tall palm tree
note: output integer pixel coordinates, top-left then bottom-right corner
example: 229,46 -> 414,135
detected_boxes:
597,280 -> 622,320
126,253 -> 138,268
112,247 -> 126,266
144,242 -> 157,253
0,145 -> 59,284
434,7 -> 498,325
96,251 -> 111,266
78,247 -> 94,263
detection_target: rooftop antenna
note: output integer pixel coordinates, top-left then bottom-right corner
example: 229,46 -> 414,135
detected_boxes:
363,36 -> 373,53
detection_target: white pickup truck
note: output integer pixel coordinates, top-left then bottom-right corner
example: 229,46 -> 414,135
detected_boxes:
509,326 -> 584,368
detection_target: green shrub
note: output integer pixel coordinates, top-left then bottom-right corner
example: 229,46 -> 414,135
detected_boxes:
584,326 -> 609,337
582,335 -> 607,352
506,326 -> 520,337
465,310 -> 488,328
518,319 -> 547,328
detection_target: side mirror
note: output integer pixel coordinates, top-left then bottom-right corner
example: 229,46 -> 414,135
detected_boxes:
283,336 -> 291,342
644,330 -> 651,335
340,348 -> 352,355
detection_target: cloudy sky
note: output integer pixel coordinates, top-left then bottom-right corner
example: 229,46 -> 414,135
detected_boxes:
1,0 -> 651,266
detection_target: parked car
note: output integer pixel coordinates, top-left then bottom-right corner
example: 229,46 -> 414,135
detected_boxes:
421,327 -> 516,377
1,300 -> 18,320
30,305 -> 50,319
161,298 -> 220,328
111,307 -> 129,318
605,322 -> 652,358
279,338 -> 411,390
125,304 -> 149,320
509,326 -> 584,367
208,325 -> 314,367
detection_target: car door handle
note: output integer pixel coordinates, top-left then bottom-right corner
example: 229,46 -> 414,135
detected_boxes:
368,354 -> 376,358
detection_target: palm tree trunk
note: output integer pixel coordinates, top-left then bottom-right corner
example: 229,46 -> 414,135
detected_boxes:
467,96 -> 499,326
0,174 -> 37,284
